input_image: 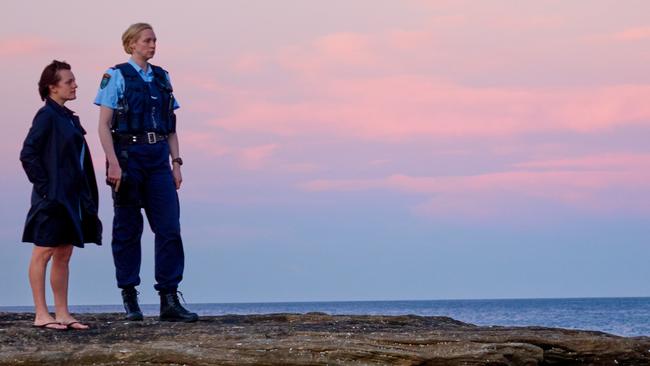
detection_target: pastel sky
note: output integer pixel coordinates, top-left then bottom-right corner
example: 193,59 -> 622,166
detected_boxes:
1,0 -> 649,306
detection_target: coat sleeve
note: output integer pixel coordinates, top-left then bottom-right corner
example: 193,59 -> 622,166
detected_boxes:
20,110 -> 52,198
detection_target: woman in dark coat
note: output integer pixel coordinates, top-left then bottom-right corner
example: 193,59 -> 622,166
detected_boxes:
20,60 -> 102,330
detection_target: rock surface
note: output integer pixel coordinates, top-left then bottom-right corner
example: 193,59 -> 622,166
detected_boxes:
1,312 -> 649,365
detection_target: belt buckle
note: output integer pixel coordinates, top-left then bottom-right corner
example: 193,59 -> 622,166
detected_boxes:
147,132 -> 156,144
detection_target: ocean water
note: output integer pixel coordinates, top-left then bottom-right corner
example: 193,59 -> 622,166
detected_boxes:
3,297 -> 650,337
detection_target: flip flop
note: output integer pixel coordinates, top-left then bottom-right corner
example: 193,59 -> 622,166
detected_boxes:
63,321 -> 90,330
32,322 -> 67,331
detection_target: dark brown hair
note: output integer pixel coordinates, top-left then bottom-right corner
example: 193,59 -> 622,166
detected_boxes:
38,60 -> 71,101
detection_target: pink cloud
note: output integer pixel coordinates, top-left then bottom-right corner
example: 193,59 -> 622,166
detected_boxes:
314,33 -> 374,64
181,133 -> 280,171
487,15 -> 565,30
214,76 -> 650,141
609,27 -> 650,41
283,163 -> 321,173
555,85 -> 650,131
512,154 -> 650,171
385,30 -> 435,50
0,36 -> 55,57
301,171 -> 645,195
182,131 -> 232,157
232,53 -> 266,73
300,178 -> 385,192
369,159 -> 392,166
180,13 -> 650,144
276,32 -> 376,76
239,144 -> 278,170
179,75 -> 223,93
299,153 -> 650,217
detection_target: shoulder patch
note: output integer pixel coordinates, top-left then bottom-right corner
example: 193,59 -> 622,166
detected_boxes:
100,73 -> 111,89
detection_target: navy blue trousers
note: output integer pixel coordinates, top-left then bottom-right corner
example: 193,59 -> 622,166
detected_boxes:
111,141 -> 184,293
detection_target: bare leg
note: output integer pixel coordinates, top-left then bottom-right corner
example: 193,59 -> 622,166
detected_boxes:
51,245 -> 88,329
51,245 -> 72,319
29,246 -> 65,329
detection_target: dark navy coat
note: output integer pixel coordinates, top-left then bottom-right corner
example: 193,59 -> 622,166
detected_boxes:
20,98 -> 102,247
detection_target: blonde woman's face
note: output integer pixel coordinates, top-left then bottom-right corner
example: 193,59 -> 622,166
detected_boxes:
131,29 -> 156,60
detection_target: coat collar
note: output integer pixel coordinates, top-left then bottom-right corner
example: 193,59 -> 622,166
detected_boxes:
45,97 -> 76,118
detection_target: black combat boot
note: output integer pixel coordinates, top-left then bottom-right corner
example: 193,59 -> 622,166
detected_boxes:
121,288 -> 143,321
159,291 -> 199,322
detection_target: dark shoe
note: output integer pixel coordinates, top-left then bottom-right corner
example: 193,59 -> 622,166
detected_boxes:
159,291 -> 198,322
121,288 -> 144,321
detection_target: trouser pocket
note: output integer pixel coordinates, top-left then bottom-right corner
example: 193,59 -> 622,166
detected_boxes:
112,149 -> 143,207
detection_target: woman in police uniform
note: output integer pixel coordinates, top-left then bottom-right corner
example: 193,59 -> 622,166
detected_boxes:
96,23 -> 197,322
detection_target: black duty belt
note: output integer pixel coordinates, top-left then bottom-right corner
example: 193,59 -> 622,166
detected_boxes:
114,132 -> 168,145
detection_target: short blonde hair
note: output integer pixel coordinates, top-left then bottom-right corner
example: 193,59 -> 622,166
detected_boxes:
122,23 -> 153,54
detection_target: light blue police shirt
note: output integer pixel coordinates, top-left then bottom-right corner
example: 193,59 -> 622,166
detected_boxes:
94,58 -> 180,110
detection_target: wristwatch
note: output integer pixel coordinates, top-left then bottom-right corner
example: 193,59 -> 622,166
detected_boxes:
172,157 -> 183,166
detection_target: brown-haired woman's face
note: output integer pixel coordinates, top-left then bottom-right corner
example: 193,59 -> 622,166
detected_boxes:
131,29 -> 156,60
49,69 -> 77,103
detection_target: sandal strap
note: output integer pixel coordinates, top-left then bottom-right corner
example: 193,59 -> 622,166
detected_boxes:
65,321 -> 89,328
33,322 -> 65,327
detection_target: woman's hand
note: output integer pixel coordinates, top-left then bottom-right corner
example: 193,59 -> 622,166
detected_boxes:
172,165 -> 182,190
107,162 -> 122,192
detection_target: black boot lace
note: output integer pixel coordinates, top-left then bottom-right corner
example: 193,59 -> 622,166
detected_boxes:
177,291 -> 188,305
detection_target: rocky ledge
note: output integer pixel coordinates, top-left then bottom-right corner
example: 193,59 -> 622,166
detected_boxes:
1,312 -> 649,365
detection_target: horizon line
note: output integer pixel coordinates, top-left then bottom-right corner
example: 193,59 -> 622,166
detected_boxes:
2,295 -> 649,309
